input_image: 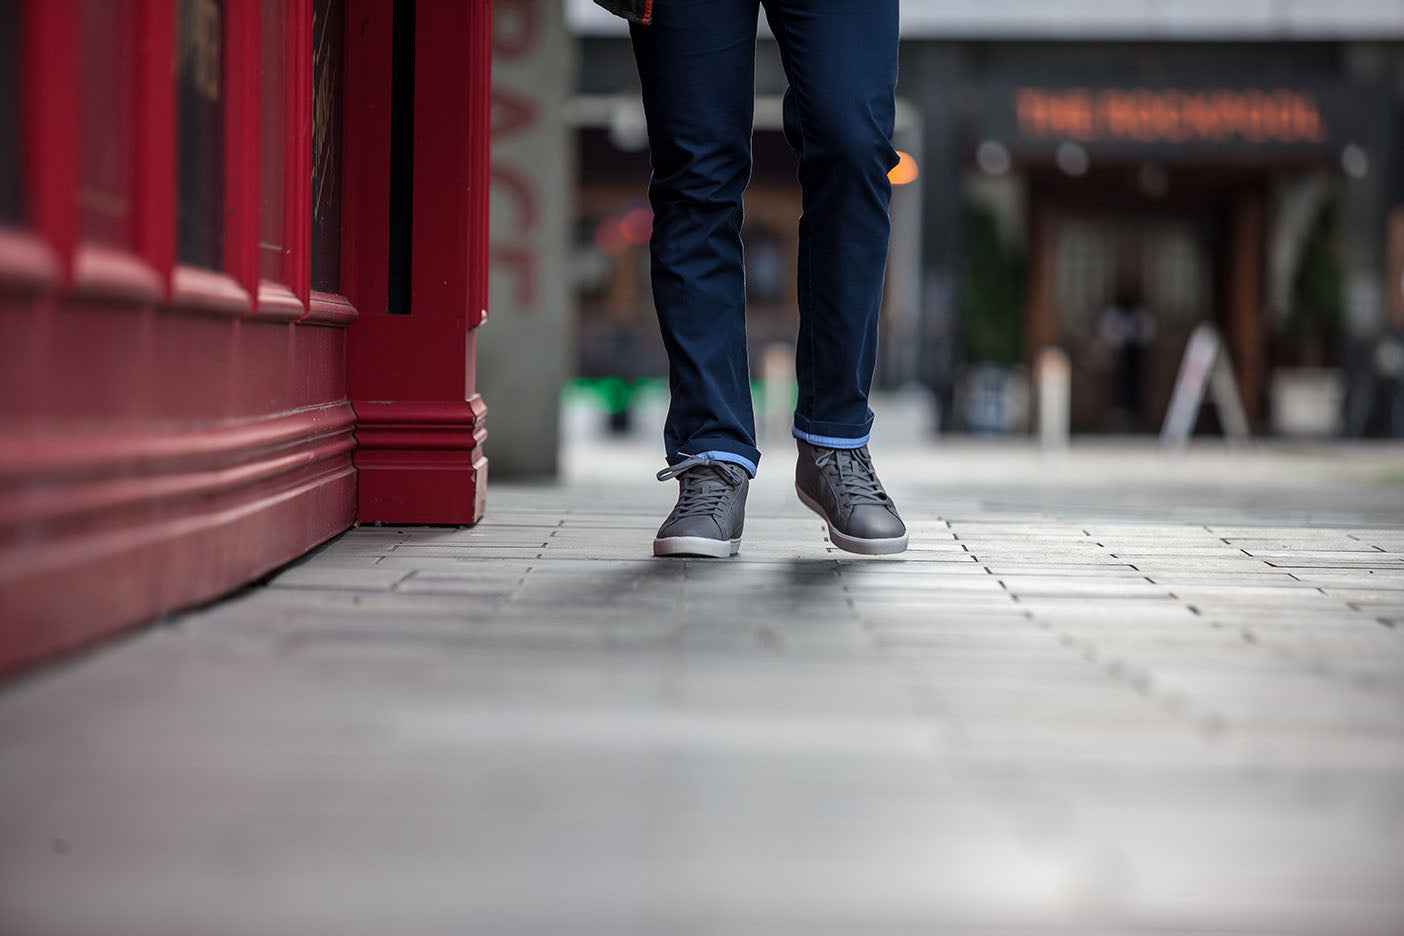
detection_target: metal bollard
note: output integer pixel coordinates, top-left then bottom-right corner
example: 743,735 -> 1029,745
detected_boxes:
1036,347 -> 1071,450
760,342 -> 796,445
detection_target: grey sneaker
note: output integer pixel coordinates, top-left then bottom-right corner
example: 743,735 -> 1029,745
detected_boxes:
795,439 -> 908,555
653,455 -> 749,558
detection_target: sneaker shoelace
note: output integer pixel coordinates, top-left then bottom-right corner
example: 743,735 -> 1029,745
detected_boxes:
814,446 -> 891,505
657,456 -> 745,518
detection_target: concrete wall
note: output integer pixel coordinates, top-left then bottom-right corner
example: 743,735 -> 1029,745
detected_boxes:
483,1 -> 577,478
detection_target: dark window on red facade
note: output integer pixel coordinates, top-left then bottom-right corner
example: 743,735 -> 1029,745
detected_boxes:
311,0 -> 344,292
177,0 -> 225,268
0,0 -> 21,225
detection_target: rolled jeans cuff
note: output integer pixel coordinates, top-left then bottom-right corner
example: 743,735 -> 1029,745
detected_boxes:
790,416 -> 873,450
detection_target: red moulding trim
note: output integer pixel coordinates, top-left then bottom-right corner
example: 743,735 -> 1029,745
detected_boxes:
352,396 -> 487,524
0,401 -> 358,672
70,244 -> 166,305
0,431 -> 355,551
0,402 -> 355,475
251,280 -> 306,322
0,461 -> 356,673
0,402 -> 356,531
169,264 -> 254,317
302,291 -> 359,327
352,398 -> 486,450
0,228 -> 62,294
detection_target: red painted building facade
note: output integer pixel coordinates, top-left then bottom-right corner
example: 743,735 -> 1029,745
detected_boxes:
0,0 -> 492,672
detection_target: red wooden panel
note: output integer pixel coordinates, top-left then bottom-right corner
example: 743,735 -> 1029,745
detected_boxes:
78,0 -> 137,250
412,0 -> 490,330
340,0 -> 391,317
258,0 -> 289,284
0,0 -> 359,673
0,395 -> 356,672
224,0 -> 260,294
133,0 -> 178,283
0,280 -> 357,672
23,0 -> 81,274
344,0 -> 491,525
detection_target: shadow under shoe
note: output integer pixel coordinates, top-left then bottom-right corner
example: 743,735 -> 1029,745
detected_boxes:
653,456 -> 749,558
794,439 -> 908,555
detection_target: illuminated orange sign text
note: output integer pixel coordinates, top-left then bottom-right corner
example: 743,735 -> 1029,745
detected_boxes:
1014,88 -> 1328,145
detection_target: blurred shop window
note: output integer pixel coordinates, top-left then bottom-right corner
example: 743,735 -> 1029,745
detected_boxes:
1143,224 -> 1207,323
576,201 -> 653,301
573,215 -> 616,300
744,231 -> 785,304
573,206 -> 658,429
259,0 -> 287,282
81,0 -> 136,249
310,0 -> 344,292
0,0 -> 21,225
177,0 -> 225,268
1055,220 -> 1115,334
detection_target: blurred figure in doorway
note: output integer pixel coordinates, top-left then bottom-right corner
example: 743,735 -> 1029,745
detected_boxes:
1096,287 -> 1156,431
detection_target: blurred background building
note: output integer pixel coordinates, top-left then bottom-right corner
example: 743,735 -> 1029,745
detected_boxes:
484,0 -> 1404,477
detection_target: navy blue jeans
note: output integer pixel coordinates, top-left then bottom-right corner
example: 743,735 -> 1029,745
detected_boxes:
629,0 -> 900,477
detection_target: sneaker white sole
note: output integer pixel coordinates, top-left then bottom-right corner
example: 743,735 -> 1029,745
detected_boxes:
795,485 -> 909,556
653,535 -> 741,558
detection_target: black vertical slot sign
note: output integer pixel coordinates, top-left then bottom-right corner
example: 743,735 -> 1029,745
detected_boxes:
0,0 -> 22,224
386,0 -> 414,314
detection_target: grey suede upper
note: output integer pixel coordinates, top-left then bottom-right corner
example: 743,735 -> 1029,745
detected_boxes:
794,440 -> 906,540
656,458 -> 748,542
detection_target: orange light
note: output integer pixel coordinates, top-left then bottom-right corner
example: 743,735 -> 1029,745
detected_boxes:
888,150 -> 919,185
620,207 -> 653,245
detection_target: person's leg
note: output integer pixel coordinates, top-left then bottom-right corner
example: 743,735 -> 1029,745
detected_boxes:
761,0 -> 900,448
764,0 -> 907,555
629,0 -> 763,477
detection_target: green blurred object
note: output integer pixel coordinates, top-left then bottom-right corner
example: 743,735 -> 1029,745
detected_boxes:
564,377 -> 667,412
1286,197 -> 1344,366
565,378 -> 791,410
960,205 -> 1024,366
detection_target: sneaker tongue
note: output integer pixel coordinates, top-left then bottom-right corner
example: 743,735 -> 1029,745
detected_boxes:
690,463 -> 740,490
832,450 -> 887,502
675,465 -> 740,517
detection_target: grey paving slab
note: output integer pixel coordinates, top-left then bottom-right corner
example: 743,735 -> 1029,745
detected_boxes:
1140,572 -> 1316,586
2,438 -> 1403,936
266,565 -> 413,590
980,561 -> 1145,575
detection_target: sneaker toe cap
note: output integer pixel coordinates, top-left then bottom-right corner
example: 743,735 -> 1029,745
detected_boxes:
841,505 -> 907,540
657,515 -> 725,540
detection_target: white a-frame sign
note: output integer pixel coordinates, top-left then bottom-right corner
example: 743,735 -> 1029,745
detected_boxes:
1160,322 -> 1252,449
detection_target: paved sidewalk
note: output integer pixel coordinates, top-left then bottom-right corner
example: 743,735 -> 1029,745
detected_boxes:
2,437 -> 1403,935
